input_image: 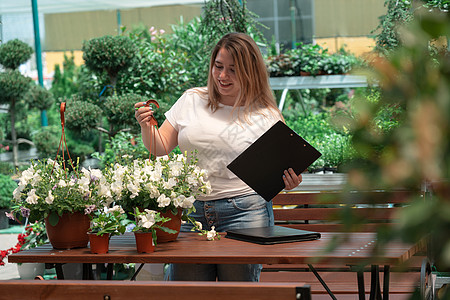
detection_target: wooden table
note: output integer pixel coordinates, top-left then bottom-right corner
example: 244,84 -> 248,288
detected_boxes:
9,232 -> 420,300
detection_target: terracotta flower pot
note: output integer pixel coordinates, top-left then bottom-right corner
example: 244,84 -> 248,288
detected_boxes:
134,232 -> 155,253
88,233 -> 110,254
155,209 -> 181,243
45,211 -> 90,249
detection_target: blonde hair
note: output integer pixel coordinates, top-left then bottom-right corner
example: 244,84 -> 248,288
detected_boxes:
205,32 -> 281,121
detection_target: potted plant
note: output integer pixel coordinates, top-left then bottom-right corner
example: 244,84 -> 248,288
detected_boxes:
107,151 -> 212,242
0,174 -> 17,229
87,205 -> 130,254
7,158 -> 107,249
0,221 -> 49,279
131,208 -> 175,253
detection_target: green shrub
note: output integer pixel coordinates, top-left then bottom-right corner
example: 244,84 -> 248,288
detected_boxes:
82,35 -> 138,86
93,132 -> 181,169
286,112 -> 354,171
33,126 -> 61,159
0,174 -> 17,209
103,93 -> 146,135
123,26 -> 191,103
0,39 -> 33,70
0,70 -> 32,104
92,132 -> 152,169
26,84 -> 55,111
63,96 -> 102,133
0,162 -> 15,175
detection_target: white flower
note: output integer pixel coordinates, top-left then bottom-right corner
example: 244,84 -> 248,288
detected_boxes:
99,184 -> 112,199
19,166 -> 35,186
194,221 -> 202,231
45,190 -> 54,204
202,181 -> 212,195
108,205 -> 125,214
138,210 -> 156,229
207,226 -> 217,241
163,177 -> 177,189
13,185 -> 24,201
157,194 -> 171,208
58,179 -> 67,187
172,195 -> 184,207
186,174 -> 198,186
111,180 -> 124,196
127,183 -> 140,198
168,160 -> 183,176
90,168 -> 103,181
181,196 -> 195,209
26,189 -> 39,205
145,183 -> 160,198
78,176 -> 90,193
30,171 -> 42,187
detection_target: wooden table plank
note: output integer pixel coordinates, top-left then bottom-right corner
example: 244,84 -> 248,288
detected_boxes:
8,232 -> 419,267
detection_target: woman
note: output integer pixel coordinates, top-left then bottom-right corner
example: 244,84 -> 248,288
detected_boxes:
135,32 -> 302,281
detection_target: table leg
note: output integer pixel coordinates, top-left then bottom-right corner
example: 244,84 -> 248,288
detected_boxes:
307,264 -> 337,300
369,265 -> 382,300
383,265 -> 390,300
82,263 -> 93,280
357,269 -> 365,300
55,263 -> 64,280
130,263 -> 145,281
106,263 -> 114,280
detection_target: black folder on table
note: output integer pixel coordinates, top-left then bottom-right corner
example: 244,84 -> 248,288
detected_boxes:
226,226 -> 321,245
227,120 -> 322,202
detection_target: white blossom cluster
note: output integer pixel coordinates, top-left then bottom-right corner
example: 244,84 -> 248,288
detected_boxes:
106,153 -> 212,212
10,158 -> 107,219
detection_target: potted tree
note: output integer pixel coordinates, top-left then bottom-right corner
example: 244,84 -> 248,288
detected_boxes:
0,39 -> 34,168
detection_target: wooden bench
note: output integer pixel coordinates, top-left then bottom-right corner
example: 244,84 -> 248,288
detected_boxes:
0,280 -> 311,300
260,189 -> 424,297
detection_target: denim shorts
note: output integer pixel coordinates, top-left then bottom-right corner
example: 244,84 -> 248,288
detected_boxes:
165,193 -> 274,281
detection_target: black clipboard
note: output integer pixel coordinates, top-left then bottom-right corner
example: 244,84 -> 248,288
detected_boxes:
226,226 -> 321,245
227,121 -> 322,201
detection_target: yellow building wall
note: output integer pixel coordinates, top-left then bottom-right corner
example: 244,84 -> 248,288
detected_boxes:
45,51 -> 84,76
315,37 -> 376,57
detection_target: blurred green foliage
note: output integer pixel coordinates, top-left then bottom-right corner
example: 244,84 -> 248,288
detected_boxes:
0,173 -> 17,209
342,9 -> 450,274
0,39 -> 33,70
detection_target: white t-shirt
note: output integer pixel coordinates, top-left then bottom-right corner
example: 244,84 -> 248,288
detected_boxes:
165,87 -> 282,201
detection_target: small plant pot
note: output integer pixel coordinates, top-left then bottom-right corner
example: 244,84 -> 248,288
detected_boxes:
17,263 -> 45,279
134,232 -> 155,253
88,233 -> 110,254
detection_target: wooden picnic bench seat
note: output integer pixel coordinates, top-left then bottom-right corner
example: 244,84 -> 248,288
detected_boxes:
260,189 -> 424,297
0,280 -> 311,300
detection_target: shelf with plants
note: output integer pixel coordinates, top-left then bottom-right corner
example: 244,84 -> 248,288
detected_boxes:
266,43 -> 369,111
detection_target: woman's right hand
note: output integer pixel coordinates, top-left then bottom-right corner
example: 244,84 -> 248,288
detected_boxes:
134,102 -> 154,128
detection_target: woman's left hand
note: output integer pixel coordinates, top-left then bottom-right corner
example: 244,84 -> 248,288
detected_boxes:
283,168 -> 302,190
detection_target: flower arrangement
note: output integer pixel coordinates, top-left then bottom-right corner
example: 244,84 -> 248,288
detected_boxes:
8,158 -> 108,226
131,208 -> 176,245
0,221 -> 48,266
87,205 -> 130,236
105,152 -> 212,215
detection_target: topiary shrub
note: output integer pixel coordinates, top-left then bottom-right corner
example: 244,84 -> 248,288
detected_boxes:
0,174 -> 17,209
0,70 -> 33,105
26,84 -> 55,111
103,93 -> 146,136
82,35 -> 138,86
63,96 -> 102,133
0,39 -> 33,70
33,126 -> 60,159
